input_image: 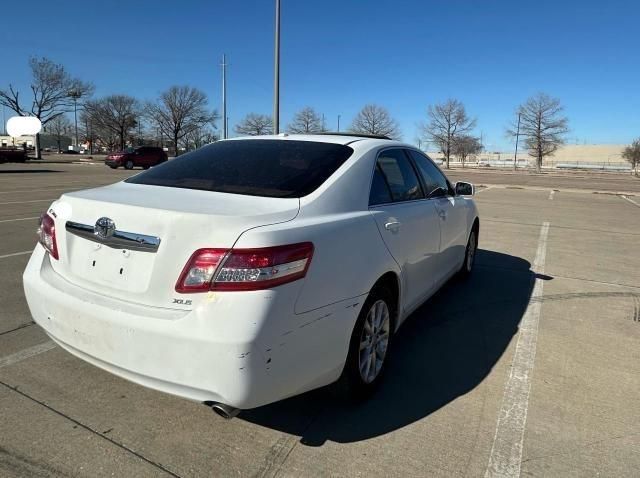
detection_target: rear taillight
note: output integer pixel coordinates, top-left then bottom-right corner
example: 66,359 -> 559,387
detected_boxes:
38,213 -> 58,260
175,242 -> 314,293
175,249 -> 226,293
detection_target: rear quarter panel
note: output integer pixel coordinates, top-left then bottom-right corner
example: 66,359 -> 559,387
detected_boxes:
234,212 -> 399,314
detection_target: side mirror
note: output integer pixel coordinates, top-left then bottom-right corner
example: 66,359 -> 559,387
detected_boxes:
455,181 -> 474,196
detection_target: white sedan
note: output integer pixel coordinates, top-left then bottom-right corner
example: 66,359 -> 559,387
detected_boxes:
23,134 -> 479,418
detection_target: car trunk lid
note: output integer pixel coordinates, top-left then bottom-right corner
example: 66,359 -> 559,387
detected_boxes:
47,182 -> 300,309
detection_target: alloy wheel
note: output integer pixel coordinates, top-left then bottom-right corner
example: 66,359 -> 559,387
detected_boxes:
358,299 -> 390,384
467,231 -> 477,272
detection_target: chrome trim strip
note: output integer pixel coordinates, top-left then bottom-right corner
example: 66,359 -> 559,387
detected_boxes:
65,221 -> 161,252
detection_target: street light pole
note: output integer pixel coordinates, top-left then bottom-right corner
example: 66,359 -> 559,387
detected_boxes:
73,96 -> 78,146
513,112 -> 521,170
337,114 -> 341,132
273,0 -> 280,134
221,54 -> 227,139
68,89 -> 82,148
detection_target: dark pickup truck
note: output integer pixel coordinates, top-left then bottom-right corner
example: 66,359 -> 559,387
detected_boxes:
0,148 -> 28,163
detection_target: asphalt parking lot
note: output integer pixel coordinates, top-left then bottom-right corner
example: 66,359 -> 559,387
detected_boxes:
1,162 -> 639,477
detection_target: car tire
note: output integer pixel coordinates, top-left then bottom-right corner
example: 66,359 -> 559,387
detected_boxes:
143,165 -> 150,170
338,285 -> 394,400
124,160 -> 134,170
458,226 -> 478,279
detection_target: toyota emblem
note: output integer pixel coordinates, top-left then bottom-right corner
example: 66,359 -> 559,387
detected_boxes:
94,217 -> 116,239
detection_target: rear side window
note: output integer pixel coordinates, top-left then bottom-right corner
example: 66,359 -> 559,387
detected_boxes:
369,165 -> 393,205
374,149 -> 424,203
126,140 -> 354,198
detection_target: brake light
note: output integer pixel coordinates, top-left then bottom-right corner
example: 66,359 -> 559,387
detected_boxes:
38,213 -> 58,260
175,242 -> 314,293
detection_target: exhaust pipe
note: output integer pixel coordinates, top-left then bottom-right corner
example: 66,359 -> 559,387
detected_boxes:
208,402 -> 240,419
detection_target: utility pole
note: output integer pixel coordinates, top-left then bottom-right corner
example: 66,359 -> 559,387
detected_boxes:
337,114 -> 341,132
273,0 -> 280,134
221,54 -> 228,139
69,89 -> 81,147
1,105 -> 5,135
513,112 -> 521,170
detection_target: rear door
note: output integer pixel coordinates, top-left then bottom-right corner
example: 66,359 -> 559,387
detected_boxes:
136,147 -> 151,167
368,148 -> 442,312
407,150 -> 468,279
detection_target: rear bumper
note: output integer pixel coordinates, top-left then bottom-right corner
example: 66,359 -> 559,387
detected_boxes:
23,246 -> 363,409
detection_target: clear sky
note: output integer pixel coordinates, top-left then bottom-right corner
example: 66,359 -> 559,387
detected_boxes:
1,0 -> 638,150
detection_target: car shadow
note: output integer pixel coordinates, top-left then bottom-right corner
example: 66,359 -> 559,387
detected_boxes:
240,249 -> 537,445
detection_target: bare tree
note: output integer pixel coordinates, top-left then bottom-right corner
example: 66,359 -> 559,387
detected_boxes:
183,126 -> 218,152
287,107 -> 323,133
79,110 -> 97,154
349,104 -> 401,139
85,95 -> 140,152
421,99 -> 476,169
622,139 -> 640,176
0,57 -> 93,158
234,113 -> 273,136
145,86 -> 217,156
46,114 -> 73,153
452,135 -> 483,168
507,93 -> 569,172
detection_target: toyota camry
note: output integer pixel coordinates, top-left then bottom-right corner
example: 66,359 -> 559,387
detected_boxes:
23,134 -> 479,417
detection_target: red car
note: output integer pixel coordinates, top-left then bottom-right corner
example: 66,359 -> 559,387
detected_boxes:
106,146 -> 168,170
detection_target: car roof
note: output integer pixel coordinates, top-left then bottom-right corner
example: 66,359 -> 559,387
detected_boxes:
224,133 -> 406,147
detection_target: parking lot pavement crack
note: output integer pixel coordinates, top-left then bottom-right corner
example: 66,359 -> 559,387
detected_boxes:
254,404 -> 327,478
0,380 -> 183,478
545,273 -> 640,290
0,445 -> 73,478
0,321 -> 35,336
520,431 -> 640,465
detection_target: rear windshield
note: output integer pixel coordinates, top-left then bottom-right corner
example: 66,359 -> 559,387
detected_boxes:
125,140 -> 353,198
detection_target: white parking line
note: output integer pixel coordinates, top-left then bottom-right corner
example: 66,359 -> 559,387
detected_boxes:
477,186 -> 493,194
548,190 -> 555,200
0,251 -> 32,260
0,199 -> 56,205
620,195 -> 639,207
0,341 -> 55,369
485,221 -> 550,478
0,216 -> 39,224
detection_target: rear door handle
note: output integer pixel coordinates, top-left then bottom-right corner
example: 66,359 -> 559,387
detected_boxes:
384,221 -> 401,231
438,210 -> 447,220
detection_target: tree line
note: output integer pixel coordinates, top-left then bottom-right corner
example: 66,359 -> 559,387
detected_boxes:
0,57 -> 218,158
2,57 -> 638,174
236,96 -> 569,173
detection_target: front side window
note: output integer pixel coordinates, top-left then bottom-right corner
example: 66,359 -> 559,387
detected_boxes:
126,139 -> 354,198
407,150 -> 450,198
374,149 -> 424,203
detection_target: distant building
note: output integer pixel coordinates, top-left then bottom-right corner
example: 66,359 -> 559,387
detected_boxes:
427,144 -> 627,166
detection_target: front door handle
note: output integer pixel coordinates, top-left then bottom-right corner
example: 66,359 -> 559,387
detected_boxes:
384,221 -> 401,231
